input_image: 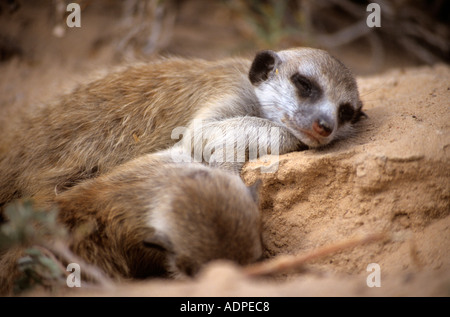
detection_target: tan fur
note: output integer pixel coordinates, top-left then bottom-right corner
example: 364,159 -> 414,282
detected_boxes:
0,246 -> 24,295
0,58 -> 254,210
56,149 -> 262,277
0,149 -> 262,294
0,48 -> 362,213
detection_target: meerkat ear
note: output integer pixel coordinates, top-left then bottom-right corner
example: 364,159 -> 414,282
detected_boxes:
249,50 -> 282,85
247,179 -> 262,204
143,232 -> 174,253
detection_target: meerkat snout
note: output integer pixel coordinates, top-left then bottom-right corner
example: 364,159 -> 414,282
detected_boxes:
312,117 -> 333,137
249,48 -> 366,148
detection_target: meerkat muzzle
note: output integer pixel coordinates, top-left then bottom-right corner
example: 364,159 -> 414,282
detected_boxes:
312,118 -> 333,137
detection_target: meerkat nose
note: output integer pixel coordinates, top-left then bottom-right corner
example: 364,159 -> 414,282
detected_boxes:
312,118 -> 333,137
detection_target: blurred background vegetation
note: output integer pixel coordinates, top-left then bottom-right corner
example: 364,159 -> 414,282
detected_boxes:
0,0 -> 448,75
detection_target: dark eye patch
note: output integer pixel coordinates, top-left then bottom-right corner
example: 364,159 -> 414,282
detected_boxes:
290,73 -> 321,100
351,105 -> 367,123
338,103 -> 355,124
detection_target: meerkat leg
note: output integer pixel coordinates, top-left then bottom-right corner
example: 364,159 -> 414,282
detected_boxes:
177,117 -> 305,173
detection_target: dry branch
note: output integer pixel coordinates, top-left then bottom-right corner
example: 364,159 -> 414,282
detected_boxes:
244,232 -> 388,277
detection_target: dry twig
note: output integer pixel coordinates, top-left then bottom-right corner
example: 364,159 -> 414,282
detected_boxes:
244,232 -> 388,277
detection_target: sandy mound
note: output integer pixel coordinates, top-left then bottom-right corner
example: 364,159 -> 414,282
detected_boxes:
49,64 -> 448,297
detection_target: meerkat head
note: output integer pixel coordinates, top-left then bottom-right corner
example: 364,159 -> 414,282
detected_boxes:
249,47 -> 366,148
143,166 -> 262,278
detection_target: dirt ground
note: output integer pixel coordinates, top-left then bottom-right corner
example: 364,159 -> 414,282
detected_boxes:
0,1 -> 449,296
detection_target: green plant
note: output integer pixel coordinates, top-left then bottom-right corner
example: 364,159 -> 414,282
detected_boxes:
0,200 -> 68,294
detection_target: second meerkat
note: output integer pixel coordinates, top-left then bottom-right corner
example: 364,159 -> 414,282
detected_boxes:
0,47 -> 365,210
0,149 -> 263,294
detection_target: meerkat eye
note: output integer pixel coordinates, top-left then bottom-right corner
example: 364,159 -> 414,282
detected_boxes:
338,103 -> 355,123
351,104 -> 367,123
142,241 -> 168,252
291,74 -> 313,98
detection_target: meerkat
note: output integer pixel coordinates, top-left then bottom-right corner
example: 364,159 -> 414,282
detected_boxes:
0,47 -> 365,212
0,149 -> 262,294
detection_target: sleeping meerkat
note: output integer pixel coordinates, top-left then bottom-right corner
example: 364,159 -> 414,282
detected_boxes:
56,149 -> 262,279
0,47 -> 365,212
0,149 -> 262,291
